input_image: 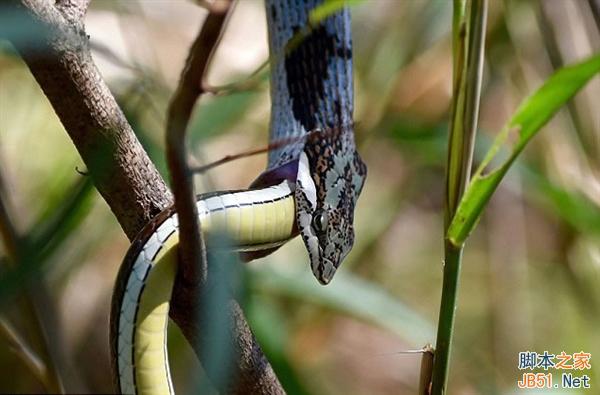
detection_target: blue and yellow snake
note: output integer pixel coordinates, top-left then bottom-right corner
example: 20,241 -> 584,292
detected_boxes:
110,1 -> 366,393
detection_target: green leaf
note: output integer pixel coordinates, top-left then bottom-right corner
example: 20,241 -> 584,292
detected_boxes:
309,0 -> 365,25
447,54 -> 600,246
246,297 -> 314,395
29,176 -> 95,257
189,90 -> 259,145
0,176 -> 95,304
248,265 -> 434,346
193,237 -> 245,394
521,165 -> 600,235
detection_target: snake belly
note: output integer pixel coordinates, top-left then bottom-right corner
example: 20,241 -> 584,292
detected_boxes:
111,182 -> 295,395
110,1 -> 365,394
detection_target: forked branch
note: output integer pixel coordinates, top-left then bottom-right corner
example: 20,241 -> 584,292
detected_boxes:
166,1 -> 284,393
3,0 -> 283,393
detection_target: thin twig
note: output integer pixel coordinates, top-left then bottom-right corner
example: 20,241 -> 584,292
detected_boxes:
165,3 -> 286,393
194,0 -> 214,11
201,17 -> 326,96
192,0 -> 232,14
202,59 -> 269,95
166,0 -> 233,285
189,126 -> 342,174
0,317 -> 49,389
190,144 -> 274,174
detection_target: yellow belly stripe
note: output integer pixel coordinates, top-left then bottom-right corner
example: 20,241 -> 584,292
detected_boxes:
238,205 -> 254,242
123,188 -> 296,395
251,203 -> 267,242
135,235 -> 179,395
199,197 -> 295,247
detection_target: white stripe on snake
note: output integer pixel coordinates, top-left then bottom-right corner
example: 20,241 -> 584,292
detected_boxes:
110,1 -> 367,394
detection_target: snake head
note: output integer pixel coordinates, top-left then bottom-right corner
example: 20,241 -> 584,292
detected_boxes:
295,129 -> 367,285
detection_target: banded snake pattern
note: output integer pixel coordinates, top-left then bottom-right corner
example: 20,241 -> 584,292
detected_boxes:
110,1 -> 367,394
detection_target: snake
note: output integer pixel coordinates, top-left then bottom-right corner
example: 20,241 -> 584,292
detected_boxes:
110,1 -> 367,394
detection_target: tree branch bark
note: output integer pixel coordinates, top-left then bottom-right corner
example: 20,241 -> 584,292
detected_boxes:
3,0 -> 284,393
166,0 -> 232,288
54,0 -> 90,25
166,1 -> 284,393
4,0 -> 173,240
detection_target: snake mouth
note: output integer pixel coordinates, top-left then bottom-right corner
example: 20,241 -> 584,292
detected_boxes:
315,257 -> 336,285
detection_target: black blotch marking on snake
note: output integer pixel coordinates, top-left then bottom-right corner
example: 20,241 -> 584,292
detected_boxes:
285,25 -> 351,131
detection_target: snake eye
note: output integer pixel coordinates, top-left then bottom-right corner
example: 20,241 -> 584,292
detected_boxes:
312,210 -> 328,233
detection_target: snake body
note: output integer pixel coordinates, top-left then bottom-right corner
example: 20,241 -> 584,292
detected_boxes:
110,1 -> 366,394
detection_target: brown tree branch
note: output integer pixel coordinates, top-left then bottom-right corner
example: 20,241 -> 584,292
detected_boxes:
166,1 -> 284,393
3,0 -> 284,393
5,0 -> 173,240
54,0 -> 90,25
166,0 -> 234,287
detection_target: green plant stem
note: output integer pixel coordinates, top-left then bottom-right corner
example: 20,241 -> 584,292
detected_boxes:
431,0 -> 487,393
431,243 -> 463,394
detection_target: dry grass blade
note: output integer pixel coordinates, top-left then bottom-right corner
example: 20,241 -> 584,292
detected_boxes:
0,317 -> 48,389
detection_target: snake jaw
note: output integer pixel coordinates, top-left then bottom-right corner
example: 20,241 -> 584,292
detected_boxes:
296,152 -> 331,283
296,147 -> 366,285
318,257 -> 336,285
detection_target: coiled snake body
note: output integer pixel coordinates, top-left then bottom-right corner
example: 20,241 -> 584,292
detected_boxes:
110,1 -> 366,394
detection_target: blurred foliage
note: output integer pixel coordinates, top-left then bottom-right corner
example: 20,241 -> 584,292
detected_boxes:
0,1 -> 599,394
448,54 -> 600,246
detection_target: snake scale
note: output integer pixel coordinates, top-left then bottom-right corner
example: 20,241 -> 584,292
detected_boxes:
110,1 -> 367,394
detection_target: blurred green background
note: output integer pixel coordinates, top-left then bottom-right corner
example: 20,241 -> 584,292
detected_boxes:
1,0 -> 599,394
